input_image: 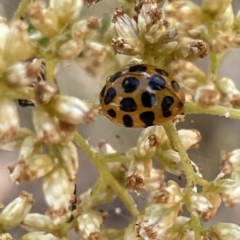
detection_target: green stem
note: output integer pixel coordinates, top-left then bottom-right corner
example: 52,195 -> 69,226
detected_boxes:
74,133 -> 139,219
12,0 -> 31,21
183,102 -> 240,120
191,214 -> 202,240
162,121 -> 208,187
209,52 -> 222,82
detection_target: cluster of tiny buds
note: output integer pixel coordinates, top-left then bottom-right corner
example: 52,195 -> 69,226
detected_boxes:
111,1 -> 207,63
171,60 -> 240,108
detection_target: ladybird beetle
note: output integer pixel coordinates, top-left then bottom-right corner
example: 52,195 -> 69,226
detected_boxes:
99,64 -> 185,128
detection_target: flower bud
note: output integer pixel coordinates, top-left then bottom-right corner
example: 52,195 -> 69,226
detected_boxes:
0,98 -> 19,143
216,77 -> 238,99
28,2 -> 59,37
0,191 -> 34,229
43,166 -> 74,213
195,84 -> 220,108
138,203 -> 180,239
221,149 -> 240,174
21,213 -> 54,232
165,0 -> 203,31
48,95 -> 98,125
126,160 -> 150,190
185,191 -> 213,220
209,223 -> 240,240
3,21 -> 35,63
0,18 -> 9,51
56,142 -> 78,181
178,129 -> 202,149
159,41 -> 178,55
210,30 -> 235,54
170,60 -> 206,95
3,59 -> 43,88
9,154 -> 55,183
33,108 -> 61,145
151,181 -> 182,207
34,81 -> 58,105
113,8 -> 138,40
159,149 -> 183,176
218,178 -> 240,206
18,135 -> 42,160
124,222 -> 139,240
57,31 -> 84,59
202,0 -> 232,19
20,232 -> 59,240
0,128 -> 33,151
77,211 -> 102,239
0,233 -> 12,240
50,0 -> 83,26
218,5 -> 234,31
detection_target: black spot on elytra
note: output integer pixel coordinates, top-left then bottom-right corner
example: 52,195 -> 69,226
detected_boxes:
171,80 -> 180,92
104,87 -> 116,105
129,64 -> 147,73
120,98 -> 137,112
108,71 -> 122,82
155,68 -> 169,77
100,85 -> 106,98
149,74 -> 166,90
139,111 -> 155,127
122,77 -> 140,93
123,115 -> 133,127
161,96 -> 174,112
141,91 -> 156,108
163,111 -> 172,118
107,109 -> 116,118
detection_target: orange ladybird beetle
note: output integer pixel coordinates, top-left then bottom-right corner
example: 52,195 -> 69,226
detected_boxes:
99,63 -> 185,128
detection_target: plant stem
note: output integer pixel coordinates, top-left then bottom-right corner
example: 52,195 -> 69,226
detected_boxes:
183,102 -> 240,120
74,133 -> 139,219
162,121 -> 208,187
191,214 -> 202,240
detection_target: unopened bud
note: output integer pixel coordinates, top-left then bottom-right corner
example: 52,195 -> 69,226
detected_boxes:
43,166 -> 74,213
56,142 -> 78,181
195,84 -> 220,108
50,0 -> 83,26
0,98 -> 19,143
4,59 -> 42,88
0,191 -> 34,229
9,154 -> 55,183
57,31 -> 84,59
20,232 -> 60,240
77,211 -> 102,240
21,213 -> 54,232
49,95 -> 98,125
202,0 -> 232,19
3,21 -> 35,63
34,81 -> 58,105
209,223 -> 240,240
28,2 -> 59,37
